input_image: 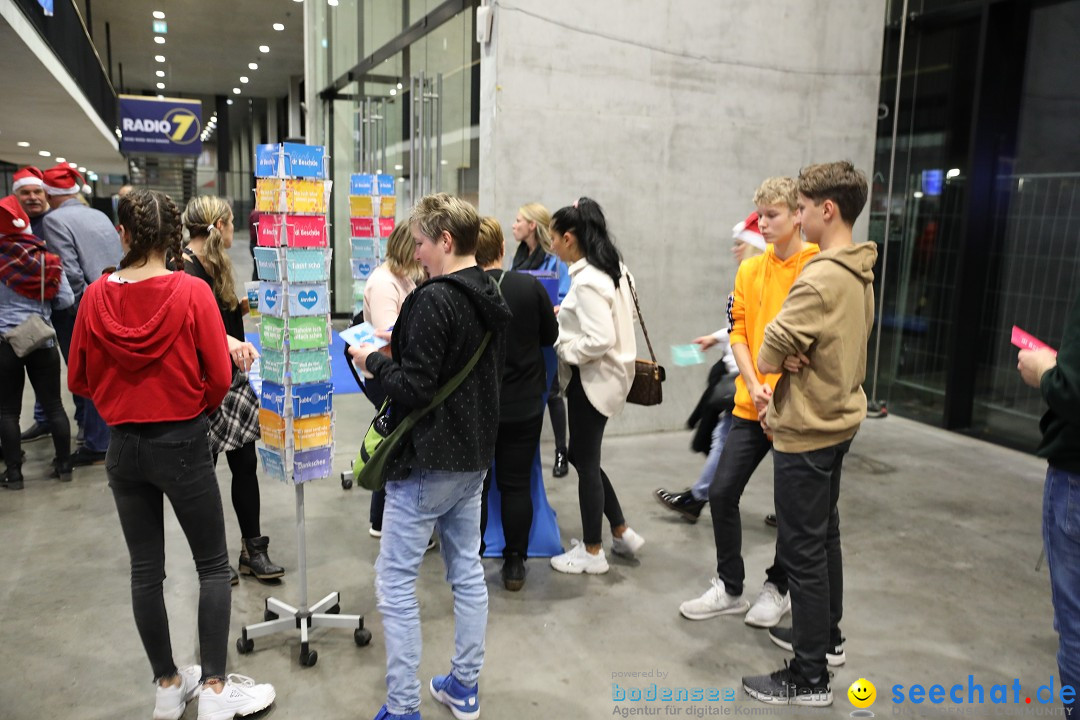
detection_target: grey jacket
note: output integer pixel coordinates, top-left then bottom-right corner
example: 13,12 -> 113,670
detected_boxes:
41,198 -> 122,300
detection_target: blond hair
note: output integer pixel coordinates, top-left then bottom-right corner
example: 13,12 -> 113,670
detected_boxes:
475,217 -> 506,267
181,195 -> 238,309
797,162 -> 869,225
384,222 -> 426,284
752,177 -> 798,212
518,202 -> 551,254
410,193 -> 480,255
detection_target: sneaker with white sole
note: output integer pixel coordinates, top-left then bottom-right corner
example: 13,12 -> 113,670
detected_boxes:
153,665 -> 201,720
611,527 -> 645,558
429,672 -> 480,720
550,540 -> 609,575
742,662 -> 832,707
768,625 -> 846,666
679,578 -> 749,620
197,673 -> 276,720
744,582 -> 791,628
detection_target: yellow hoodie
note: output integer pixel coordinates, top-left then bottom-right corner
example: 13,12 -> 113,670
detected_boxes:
729,243 -> 820,421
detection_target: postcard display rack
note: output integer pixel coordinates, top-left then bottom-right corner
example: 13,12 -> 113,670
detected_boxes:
238,142 -> 372,667
347,172 -> 397,317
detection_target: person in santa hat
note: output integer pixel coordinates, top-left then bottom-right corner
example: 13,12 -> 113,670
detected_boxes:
0,196 -> 73,490
39,164 -> 122,466
13,167 -> 49,238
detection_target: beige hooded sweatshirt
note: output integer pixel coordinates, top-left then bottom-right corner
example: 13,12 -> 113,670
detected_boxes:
759,242 -> 878,453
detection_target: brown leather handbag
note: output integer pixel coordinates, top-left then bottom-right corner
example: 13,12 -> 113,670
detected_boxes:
626,276 -> 665,406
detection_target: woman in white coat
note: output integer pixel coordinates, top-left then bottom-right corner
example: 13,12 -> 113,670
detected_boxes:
548,197 -> 645,575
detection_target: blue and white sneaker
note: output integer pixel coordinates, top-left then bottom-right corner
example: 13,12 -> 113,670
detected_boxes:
373,704 -> 422,720
429,673 -> 480,720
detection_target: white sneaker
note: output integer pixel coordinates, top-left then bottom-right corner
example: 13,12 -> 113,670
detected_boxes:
154,665 -> 201,720
611,528 -> 645,558
369,526 -> 382,538
744,582 -> 791,628
550,539 -> 609,574
197,674 -> 276,720
679,578 -> 749,620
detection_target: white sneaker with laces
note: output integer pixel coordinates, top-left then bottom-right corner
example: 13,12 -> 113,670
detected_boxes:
197,673 -> 276,720
153,665 -> 201,720
679,578 -> 749,620
744,582 -> 791,628
612,528 -> 645,558
550,539 -> 609,574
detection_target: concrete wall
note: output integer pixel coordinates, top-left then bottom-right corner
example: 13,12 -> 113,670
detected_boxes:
480,0 -> 887,434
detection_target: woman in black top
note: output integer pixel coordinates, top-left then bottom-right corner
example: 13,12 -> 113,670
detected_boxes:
181,195 -> 284,584
477,217 -> 558,590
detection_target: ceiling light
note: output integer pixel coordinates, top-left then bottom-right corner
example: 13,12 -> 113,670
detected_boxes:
155,55 -> 165,62
273,23 -> 284,31
227,99 -> 234,105
259,45 -> 270,53
389,88 -> 397,96
154,36 -> 165,44
946,168 -> 961,179
393,164 -> 403,170
240,76 -> 249,83
156,70 -> 165,77
156,82 -> 165,89
396,82 -> 403,89
248,62 -> 258,70
78,166 -> 86,172
913,191 -> 924,198
55,157 -> 66,163
328,0 -> 339,5
38,150 -> 50,157
68,162 -> 78,168
17,141 -> 29,147
441,160 -> 448,165
233,88 -> 241,94
153,10 -> 165,19
157,94 -> 164,98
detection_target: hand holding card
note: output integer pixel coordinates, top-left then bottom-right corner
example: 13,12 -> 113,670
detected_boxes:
339,321 -> 389,350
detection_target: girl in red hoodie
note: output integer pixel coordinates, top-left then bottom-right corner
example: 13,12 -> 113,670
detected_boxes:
68,189 -> 275,720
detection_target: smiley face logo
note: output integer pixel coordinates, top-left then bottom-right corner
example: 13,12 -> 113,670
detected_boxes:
848,678 -> 876,709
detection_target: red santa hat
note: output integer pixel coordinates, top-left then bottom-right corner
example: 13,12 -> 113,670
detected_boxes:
12,167 -> 44,192
0,195 -> 33,236
732,211 -> 766,251
42,165 -> 85,196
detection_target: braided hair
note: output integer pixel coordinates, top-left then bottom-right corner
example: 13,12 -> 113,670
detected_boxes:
550,197 -> 623,288
117,189 -> 184,272
181,195 -> 239,310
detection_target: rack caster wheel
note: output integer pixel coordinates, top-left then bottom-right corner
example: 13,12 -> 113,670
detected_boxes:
264,609 -> 279,622
354,628 -> 372,646
300,649 -> 318,667
341,472 -> 353,490
328,604 -> 340,615
236,637 -> 254,654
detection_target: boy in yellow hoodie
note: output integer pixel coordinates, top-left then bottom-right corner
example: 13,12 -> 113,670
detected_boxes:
679,177 -> 818,627
742,162 -> 876,707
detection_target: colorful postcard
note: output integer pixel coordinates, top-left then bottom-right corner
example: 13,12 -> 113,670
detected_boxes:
377,174 -> 395,196
259,316 -> 285,351
286,248 -> 330,282
293,446 -> 334,483
253,247 -> 280,281
282,142 -> 325,179
339,321 -> 388,349
258,446 -> 288,483
350,217 -> 375,238
293,414 -> 333,450
289,315 -> 329,350
351,173 -> 376,196
351,257 -> 378,281
290,350 -> 332,384
258,282 -> 283,318
288,283 -> 330,316
258,409 -> 287,449
293,382 -> 333,418
255,179 -> 283,212
349,195 -> 374,217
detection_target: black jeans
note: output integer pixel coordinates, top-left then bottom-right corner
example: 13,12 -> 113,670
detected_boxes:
215,441 -> 262,539
480,413 -> 544,558
773,439 -> 851,683
566,367 -> 626,545
707,416 -> 787,597
106,415 -> 231,682
0,341 -> 70,468
547,375 -> 567,453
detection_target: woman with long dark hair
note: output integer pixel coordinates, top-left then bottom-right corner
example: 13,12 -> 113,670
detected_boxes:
68,189 -> 275,720
547,197 -> 645,575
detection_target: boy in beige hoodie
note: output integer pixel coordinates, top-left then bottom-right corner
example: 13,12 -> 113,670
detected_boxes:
741,162 -> 877,707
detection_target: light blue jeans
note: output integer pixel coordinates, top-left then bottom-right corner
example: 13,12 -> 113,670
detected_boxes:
691,412 -> 733,501
1043,465 -> 1080,718
376,468 -> 488,716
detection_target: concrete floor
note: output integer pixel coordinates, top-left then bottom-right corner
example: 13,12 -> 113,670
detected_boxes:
0,242 -> 1060,719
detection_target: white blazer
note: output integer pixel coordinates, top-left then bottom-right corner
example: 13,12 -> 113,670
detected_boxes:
556,259 -> 637,418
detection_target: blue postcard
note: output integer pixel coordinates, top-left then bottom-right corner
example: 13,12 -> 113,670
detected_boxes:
253,247 -> 280,281
285,248 -> 330,282
350,173 -> 376,195
339,321 -> 389,349
351,257 -> 377,280
255,144 -> 282,178
283,142 -> 325,179
258,447 -> 289,484
260,381 -> 288,416
377,174 -> 395,196
351,237 -> 378,257
293,382 -> 333,418
288,283 -> 330,316
258,282 -> 283,317
293,446 -> 334,483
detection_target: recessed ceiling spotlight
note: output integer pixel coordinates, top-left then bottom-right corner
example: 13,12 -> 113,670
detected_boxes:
153,11 -> 165,19
155,55 -> 165,62
68,162 -> 78,168
240,76 -> 249,83
248,62 -> 258,70
154,36 -> 165,44
273,23 -> 284,31
17,141 -> 29,147
259,45 -> 270,53
227,99 -> 234,105
328,0 -> 339,6
156,82 -> 165,89
389,88 -> 397,96
55,157 -> 66,163
157,94 -> 164,98
78,166 -> 86,172
233,88 -> 241,94
156,70 -> 165,77
38,150 -> 51,157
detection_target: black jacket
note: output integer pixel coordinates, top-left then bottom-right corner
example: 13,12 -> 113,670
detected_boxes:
1039,288 -> 1080,473
367,266 -> 512,481
486,269 -> 559,423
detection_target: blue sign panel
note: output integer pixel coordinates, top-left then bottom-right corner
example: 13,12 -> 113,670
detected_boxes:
119,95 -> 202,155
377,174 -> 395,196
351,174 -> 376,195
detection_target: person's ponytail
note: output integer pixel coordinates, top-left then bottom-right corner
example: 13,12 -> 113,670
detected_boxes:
551,197 -> 622,288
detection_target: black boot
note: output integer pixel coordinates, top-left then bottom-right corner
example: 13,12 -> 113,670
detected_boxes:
229,565 -> 239,586
653,487 -> 706,523
501,553 -> 526,592
50,457 -> 73,483
239,536 -> 285,581
553,449 -> 569,478
1,466 -> 24,491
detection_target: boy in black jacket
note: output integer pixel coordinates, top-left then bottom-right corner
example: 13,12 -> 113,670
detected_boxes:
351,193 -> 511,720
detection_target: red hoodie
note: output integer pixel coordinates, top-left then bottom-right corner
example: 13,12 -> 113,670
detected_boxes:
68,271 -> 232,425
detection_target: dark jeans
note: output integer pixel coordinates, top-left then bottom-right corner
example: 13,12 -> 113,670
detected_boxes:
707,416 -> 787,597
547,376 -> 567,453
106,415 -> 231,682
773,439 -> 851,683
214,441 -> 262,539
566,367 -> 625,546
0,341 -> 70,468
480,413 -> 544,558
